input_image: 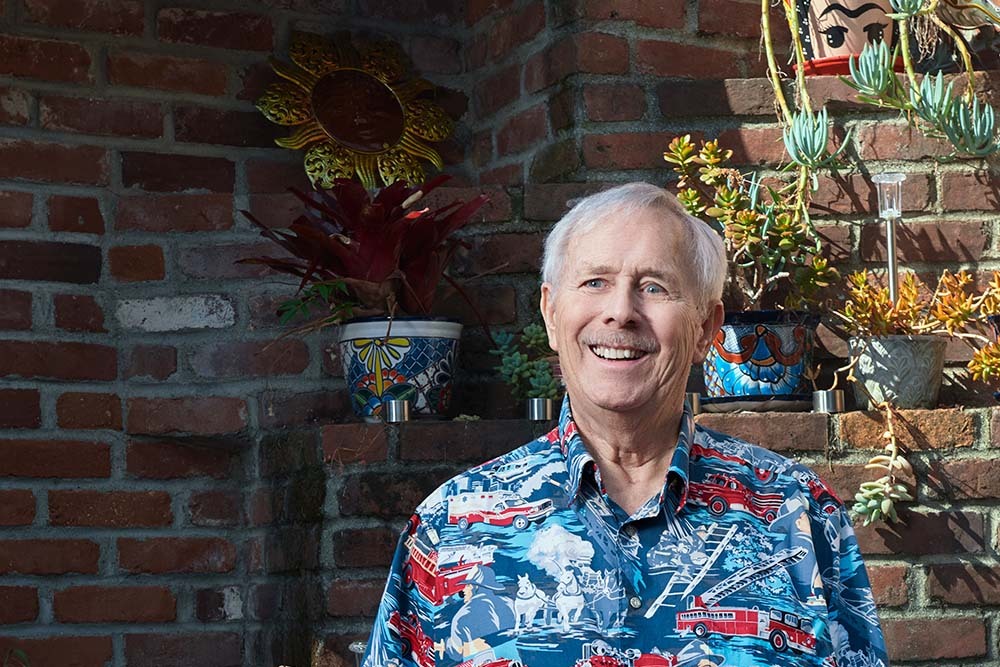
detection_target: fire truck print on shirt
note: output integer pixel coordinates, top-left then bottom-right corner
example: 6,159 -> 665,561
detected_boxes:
362,398 -> 887,667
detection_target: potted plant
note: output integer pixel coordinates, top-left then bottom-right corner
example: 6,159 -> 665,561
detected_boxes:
664,135 -> 840,410
491,323 -> 562,417
240,175 -> 487,421
837,269 -> 1000,525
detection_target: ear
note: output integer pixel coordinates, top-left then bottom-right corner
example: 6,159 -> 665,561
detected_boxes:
692,301 -> 724,364
539,282 -> 559,352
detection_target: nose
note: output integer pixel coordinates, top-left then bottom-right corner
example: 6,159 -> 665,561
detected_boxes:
601,282 -> 638,326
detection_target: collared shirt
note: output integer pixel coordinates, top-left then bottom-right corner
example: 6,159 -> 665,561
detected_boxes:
362,397 -> 888,667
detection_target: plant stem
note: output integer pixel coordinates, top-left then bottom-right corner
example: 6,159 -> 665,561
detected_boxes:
929,12 -> 976,97
762,0 -> 794,125
898,18 -> 920,93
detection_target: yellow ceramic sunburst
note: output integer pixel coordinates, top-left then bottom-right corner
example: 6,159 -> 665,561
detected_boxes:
256,33 -> 453,189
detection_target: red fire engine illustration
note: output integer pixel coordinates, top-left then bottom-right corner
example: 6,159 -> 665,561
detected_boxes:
675,547 -> 818,654
403,515 -> 496,606
448,488 -> 554,530
573,639 -> 727,667
687,473 -> 785,523
387,610 -> 435,667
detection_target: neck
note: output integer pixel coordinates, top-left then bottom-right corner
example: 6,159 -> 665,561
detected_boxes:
570,397 -> 685,515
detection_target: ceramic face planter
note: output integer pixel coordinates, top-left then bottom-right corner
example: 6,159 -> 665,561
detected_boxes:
793,0 -> 896,74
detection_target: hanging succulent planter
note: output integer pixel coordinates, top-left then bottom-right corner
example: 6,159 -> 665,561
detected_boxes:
787,0 -> 898,75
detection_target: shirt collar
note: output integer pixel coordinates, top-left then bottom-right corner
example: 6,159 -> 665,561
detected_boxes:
558,394 -> 695,514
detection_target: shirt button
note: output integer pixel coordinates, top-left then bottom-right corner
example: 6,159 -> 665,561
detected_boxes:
628,596 -> 642,609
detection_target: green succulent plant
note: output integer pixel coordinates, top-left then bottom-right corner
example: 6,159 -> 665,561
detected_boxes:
491,324 -> 561,400
946,94 -> 999,157
848,41 -> 895,98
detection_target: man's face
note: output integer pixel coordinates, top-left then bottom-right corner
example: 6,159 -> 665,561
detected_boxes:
540,208 -> 722,421
809,0 -> 893,59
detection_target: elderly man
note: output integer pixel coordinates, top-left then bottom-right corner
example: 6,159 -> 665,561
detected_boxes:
362,183 -> 887,667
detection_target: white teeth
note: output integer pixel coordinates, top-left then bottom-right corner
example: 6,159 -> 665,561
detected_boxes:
591,346 -> 644,360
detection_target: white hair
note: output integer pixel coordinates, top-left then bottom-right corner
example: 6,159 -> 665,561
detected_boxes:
541,182 -> 727,312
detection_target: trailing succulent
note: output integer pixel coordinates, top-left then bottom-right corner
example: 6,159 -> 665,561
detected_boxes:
491,323 -> 561,401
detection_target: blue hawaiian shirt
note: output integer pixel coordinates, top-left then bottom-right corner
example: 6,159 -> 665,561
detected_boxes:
362,397 -> 888,667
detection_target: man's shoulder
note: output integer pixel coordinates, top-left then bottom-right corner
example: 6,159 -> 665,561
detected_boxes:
413,429 -> 565,517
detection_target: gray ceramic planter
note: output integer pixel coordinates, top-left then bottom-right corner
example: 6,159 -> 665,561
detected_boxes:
849,335 -> 947,409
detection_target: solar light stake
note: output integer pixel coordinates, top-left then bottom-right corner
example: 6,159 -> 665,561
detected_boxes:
872,173 -> 906,303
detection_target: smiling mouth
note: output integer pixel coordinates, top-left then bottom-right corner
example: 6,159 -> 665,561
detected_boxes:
590,346 -> 647,360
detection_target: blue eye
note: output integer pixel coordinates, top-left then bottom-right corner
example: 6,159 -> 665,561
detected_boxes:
584,279 -> 606,288
642,283 -> 666,294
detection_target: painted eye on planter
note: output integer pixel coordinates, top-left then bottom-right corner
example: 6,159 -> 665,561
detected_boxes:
820,25 -> 848,48
864,22 -> 887,44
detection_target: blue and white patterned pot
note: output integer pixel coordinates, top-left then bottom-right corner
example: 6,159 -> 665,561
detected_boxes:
338,317 -> 462,421
702,311 -> 820,398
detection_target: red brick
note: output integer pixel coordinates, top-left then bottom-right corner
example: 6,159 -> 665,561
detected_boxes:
0,490 -> 35,525
0,586 -> 37,623
883,617 -> 986,661
480,164 -> 523,185
0,34 -> 91,83
125,632 -> 242,667
0,636 -> 111,667
48,195 -> 104,233
188,340 -> 309,378
435,283 -> 517,325
122,151 -> 234,192
126,397 -> 248,436
467,0 -> 515,24
582,0 -> 685,28
321,424 -> 389,465
115,194 -> 233,231
54,586 -> 175,623
157,8 -> 272,50
717,126 -> 788,165
840,408 -> 975,450
819,462 -> 915,505
940,171 -> 1000,211
55,392 -> 120,430
699,0 -> 782,38
340,470 -> 449,518
860,220 -> 987,263
497,105 -> 548,155
188,490 -> 242,527
125,344 -> 176,380
54,294 -> 105,332
109,244 -> 165,282
119,537 -> 237,573
524,36 -> 575,92
0,139 -> 107,185
576,32 -> 629,73
177,242 -> 277,279
694,413 -> 829,452
0,341 -> 116,380
332,526 -> 398,567
928,458 -> 1000,499
0,87 -> 30,125
246,158 -> 314,193
0,191 -> 33,228
40,95 -> 161,138
857,122 -> 952,160
0,439 -> 110,478
927,562 -> 1000,603
0,290 -> 31,330
399,420 -> 535,462
196,586 -> 242,621
413,185 -> 511,224
810,173 -> 932,216
0,241 -> 100,284
49,489 -> 173,528
486,1 -> 546,61
584,83 -> 646,121
0,539 -> 100,574
127,440 -> 234,479
868,565 -> 908,607
475,64 -> 520,117
24,0 -> 143,34
0,389 -> 40,428
524,182 -> 611,220
854,510 -> 985,555
327,579 -> 385,617
531,138 -> 581,182
583,132 -> 673,169
454,233 -> 544,276
637,40 -> 742,79
174,106 -> 276,148
658,79 -> 775,117
108,51 -> 228,96
235,59 -> 274,101
259,389 -> 352,429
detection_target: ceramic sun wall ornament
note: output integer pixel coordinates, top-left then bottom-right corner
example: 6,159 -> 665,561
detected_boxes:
256,32 -> 453,189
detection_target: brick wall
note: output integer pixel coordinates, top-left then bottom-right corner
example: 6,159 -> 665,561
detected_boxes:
2,0 -> 1000,665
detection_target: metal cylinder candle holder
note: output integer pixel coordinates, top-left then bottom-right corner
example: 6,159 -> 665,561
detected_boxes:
872,172 -> 906,303
348,642 -> 367,667
526,397 -> 555,421
686,392 -> 702,416
383,399 -> 411,423
812,389 -> 845,414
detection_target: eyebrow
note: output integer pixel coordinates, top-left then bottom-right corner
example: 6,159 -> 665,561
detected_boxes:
819,2 -> 884,18
576,264 -> 681,285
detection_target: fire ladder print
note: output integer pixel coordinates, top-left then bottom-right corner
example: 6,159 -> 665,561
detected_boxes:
645,522 -> 738,619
